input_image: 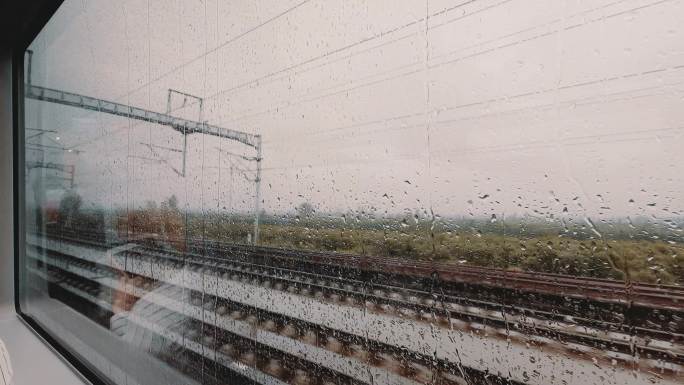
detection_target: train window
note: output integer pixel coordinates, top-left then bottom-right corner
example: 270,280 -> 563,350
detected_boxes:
19,1 -> 683,385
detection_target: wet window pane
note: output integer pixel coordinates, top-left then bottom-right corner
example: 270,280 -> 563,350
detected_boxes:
21,1 -> 683,385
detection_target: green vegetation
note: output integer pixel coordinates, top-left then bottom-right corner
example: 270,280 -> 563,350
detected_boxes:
52,194 -> 684,285
192,212 -> 683,286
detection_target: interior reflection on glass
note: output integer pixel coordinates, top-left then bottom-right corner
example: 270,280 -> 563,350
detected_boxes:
22,1 -> 684,385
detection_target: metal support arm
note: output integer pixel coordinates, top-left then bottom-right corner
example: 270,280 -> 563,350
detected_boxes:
25,84 -> 261,149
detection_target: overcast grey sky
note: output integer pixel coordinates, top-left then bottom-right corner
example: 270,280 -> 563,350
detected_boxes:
25,0 -> 684,226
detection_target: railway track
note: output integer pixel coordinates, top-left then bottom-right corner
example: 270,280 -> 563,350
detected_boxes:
186,239 -> 684,336
41,227 -> 684,309
192,239 -> 684,310
26,247 -> 510,385
29,241 -> 684,364
150,247 -> 684,347
25,233 -> 684,385
29,230 -> 684,340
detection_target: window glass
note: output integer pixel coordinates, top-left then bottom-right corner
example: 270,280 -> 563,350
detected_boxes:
22,1 -> 684,385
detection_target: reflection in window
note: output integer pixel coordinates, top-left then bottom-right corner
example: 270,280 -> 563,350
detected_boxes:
22,1 -> 684,385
